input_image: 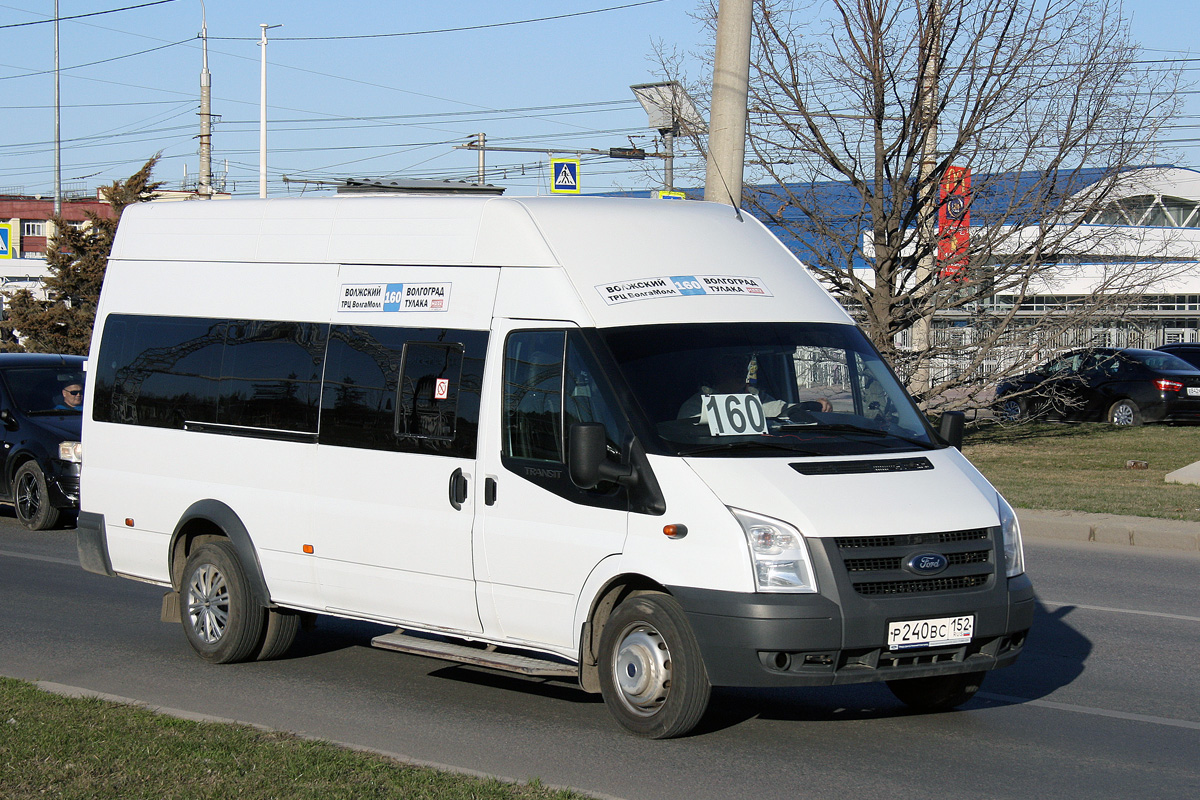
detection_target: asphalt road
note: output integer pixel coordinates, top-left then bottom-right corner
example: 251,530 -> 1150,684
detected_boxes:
2,514 -> 1198,800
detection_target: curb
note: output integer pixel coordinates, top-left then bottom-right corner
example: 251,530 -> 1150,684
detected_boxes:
1016,508 -> 1200,552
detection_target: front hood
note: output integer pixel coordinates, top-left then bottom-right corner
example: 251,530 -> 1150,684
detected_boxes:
24,414 -> 82,441
682,447 -> 1000,538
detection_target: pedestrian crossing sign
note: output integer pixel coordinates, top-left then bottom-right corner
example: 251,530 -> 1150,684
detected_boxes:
550,158 -> 580,194
0,224 -> 11,259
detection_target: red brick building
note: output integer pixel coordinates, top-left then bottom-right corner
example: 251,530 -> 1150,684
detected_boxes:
1,192 -> 116,262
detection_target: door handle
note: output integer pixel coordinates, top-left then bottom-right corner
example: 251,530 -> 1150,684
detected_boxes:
484,476 -> 497,506
448,468 -> 468,511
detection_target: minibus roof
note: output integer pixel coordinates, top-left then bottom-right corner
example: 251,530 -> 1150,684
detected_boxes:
110,195 -> 852,327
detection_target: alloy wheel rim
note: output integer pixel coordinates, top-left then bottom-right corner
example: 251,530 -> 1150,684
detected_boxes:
15,472 -> 39,520
186,563 -> 230,644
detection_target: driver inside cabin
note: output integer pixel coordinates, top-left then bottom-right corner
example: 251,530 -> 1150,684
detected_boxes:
676,351 -> 832,422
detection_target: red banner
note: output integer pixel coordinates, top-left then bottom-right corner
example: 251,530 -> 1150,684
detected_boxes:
938,166 -> 970,280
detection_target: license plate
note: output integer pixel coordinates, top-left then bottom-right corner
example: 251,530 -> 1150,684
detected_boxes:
1188,387 -> 1200,397
887,615 -> 974,651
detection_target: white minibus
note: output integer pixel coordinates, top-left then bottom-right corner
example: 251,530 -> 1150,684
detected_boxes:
78,194 -> 1033,738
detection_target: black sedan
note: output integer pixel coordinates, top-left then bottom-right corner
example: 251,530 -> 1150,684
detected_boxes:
1155,342 -> 1200,370
0,353 -> 85,529
994,348 -> 1200,426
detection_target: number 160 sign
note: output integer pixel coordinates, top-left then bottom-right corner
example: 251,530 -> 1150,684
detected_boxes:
703,393 -> 768,436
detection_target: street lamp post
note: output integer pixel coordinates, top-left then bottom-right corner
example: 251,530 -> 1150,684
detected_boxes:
259,23 -> 281,198
630,82 -> 706,194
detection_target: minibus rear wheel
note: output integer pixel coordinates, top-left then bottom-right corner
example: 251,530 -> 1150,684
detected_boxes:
598,593 -> 711,738
181,540 -> 266,664
886,670 -> 985,712
255,608 -> 301,661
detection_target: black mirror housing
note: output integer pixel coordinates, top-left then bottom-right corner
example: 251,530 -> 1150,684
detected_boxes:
938,410 -> 965,449
568,423 -> 635,489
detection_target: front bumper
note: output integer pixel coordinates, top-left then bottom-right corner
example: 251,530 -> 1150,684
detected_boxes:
43,459 -> 80,510
668,530 -> 1035,688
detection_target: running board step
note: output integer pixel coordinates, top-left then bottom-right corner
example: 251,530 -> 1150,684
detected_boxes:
370,630 -> 578,678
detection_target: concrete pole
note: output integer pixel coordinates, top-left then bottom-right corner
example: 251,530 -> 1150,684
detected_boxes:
477,133 -> 486,186
664,129 -> 674,192
911,0 -> 942,400
704,0 -> 752,208
54,0 -> 61,217
199,3 -> 212,197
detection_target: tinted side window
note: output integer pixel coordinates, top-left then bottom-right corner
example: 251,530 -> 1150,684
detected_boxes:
397,342 -> 464,440
320,325 -> 486,458
93,315 -> 224,428
218,321 -> 327,433
503,331 -> 566,462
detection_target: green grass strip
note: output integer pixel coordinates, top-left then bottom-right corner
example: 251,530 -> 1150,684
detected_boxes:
0,677 -> 590,800
962,422 -> 1200,521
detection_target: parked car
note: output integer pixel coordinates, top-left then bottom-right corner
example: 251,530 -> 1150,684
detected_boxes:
995,348 -> 1200,426
1155,342 -> 1200,370
0,353 -> 85,529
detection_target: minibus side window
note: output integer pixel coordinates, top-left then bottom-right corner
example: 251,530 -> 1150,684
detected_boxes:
395,341 -> 464,441
503,330 -> 626,468
563,337 -> 624,461
218,320 -> 327,433
503,331 -> 565,462
320,325 -> 486,458
93,314 -> 224,428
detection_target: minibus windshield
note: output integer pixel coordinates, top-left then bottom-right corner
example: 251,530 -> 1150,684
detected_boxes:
600,322 -> 937,457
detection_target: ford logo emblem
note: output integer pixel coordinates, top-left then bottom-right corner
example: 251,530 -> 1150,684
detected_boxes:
906,553 -> 949,575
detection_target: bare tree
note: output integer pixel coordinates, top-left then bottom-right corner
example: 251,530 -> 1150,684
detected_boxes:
738,0 -> 1187,407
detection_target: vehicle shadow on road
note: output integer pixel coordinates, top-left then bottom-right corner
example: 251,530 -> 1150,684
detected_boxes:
694,598 -> 1092,734
426,665 -> 602,705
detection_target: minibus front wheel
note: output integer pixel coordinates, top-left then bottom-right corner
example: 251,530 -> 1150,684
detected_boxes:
598,593 -> 711,738
181,540 -> 267,664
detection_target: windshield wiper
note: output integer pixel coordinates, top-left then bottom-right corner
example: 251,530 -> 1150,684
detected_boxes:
679,439 -> 823,456
776,422 -> 935,450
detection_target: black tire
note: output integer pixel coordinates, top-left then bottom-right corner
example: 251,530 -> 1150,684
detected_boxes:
887,670 -> 985,712
598,593 -> 711,739
12,462 -> 61,531
255,608 -> 301,661
1108,398 -> 1142,426
181,540 -> 266,664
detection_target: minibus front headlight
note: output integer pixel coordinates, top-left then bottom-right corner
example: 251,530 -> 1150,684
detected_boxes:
731,508 -> 818,593
58,441 -> 82,463
999,496 -> 1025,578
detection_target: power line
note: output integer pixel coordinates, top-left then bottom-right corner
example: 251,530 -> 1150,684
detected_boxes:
0,38 -> 192,81
0,0 -> 180,30
206,1 -> 666,41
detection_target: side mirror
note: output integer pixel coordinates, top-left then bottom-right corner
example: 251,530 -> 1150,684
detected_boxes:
568,423 -> 636,490
938,410 -> 965,449
0,409 -> 15,429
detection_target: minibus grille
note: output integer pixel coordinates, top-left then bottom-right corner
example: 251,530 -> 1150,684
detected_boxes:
843,549 -> 991,573
830,527 -> 997,596
854,573 -> 990,596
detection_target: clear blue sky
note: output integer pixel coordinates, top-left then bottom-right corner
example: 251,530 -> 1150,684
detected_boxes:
1,0 -> 1198,198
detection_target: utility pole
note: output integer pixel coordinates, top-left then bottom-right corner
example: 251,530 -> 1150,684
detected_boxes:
53,0 -> 61,217
258,23 -> 281,199
911,0 -> 943,400
198,2 -> 213,197
476,133 -> 485,186
703,0 -> 752,208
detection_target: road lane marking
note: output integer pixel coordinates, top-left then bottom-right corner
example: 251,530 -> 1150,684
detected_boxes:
0,549 -> 78,567
1040,600 -> 1200,623
979,692 -> 1200,730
